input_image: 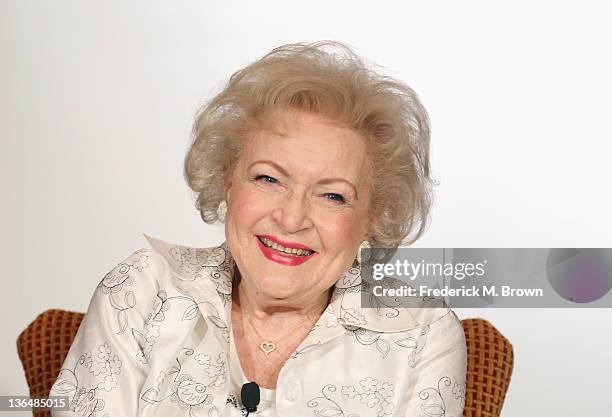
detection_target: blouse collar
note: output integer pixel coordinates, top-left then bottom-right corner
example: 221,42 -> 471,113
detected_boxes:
143,234 -> 449,334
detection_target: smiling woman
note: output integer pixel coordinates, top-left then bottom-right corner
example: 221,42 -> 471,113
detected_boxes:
225,111 -> 371,300
50,41 -> 467,417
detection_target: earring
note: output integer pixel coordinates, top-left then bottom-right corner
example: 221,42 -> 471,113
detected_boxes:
356,240 -> 371,266
217,200 -> 227,221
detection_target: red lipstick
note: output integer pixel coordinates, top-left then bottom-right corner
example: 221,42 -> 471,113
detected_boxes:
255,235 -> 317,266
258,234 -> 315,251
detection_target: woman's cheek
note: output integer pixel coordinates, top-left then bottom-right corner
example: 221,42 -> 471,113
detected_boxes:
231,186 -> 266,216
325,212 -> 363,243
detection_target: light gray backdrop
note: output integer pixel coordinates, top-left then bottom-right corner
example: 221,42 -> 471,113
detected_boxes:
1,1 -> 611,416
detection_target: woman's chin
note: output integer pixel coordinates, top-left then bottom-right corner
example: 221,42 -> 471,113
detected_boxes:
255,279 -> 300,301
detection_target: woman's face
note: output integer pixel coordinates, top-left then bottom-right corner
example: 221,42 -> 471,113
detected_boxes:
224,110 -> 372,305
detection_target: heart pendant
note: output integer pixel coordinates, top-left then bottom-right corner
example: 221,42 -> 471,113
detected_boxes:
260,341 -> 276,355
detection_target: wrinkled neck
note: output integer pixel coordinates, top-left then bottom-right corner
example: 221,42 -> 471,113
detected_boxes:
231,266 -> 330,323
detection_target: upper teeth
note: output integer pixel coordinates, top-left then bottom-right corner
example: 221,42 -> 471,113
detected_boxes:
259,237 -> 313,256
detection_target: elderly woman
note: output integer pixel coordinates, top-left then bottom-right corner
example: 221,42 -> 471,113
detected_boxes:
52,42 -> 466,417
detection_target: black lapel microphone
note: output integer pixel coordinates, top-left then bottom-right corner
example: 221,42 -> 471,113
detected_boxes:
241,381 -> 260,415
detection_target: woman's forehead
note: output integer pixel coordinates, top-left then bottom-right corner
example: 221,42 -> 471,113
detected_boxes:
241,112 -> 369,182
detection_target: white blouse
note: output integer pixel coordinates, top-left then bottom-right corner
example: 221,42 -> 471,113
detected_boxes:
51,234 -> 467,417
227,318 -> 277,416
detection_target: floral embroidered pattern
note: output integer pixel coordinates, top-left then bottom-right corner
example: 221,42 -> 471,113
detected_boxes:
341,377 -> 395,416
133,289 -> 202,364
419,376 -> 465,417
395,324 -> 430,367
347,328 -> 390,358
89,343 -> 123,392
97,249 -> 150,335
133,322 -> 160,365
332,267 -> 404,331
51,342 -> 122,416
308,379 -> 395,417
169,245 -> 210,275
194,246 -> 233,305
307,384 -> 351,417
452,382 -> 466,409
141,348 -> 227,413
202,301 -> 230,343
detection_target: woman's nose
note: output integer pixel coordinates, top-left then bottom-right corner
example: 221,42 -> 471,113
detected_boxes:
271,190 -> 313,234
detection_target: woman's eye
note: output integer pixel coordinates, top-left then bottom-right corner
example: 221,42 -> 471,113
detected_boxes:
323,193 -> 347,204
254,175 -> 278,184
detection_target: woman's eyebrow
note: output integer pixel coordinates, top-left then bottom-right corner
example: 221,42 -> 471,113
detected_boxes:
248,159 -> 358,199
248,160 -> 290,176
318,178 -> 358,200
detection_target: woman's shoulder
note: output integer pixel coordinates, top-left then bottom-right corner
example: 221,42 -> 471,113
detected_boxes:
97,234 -> 232,311
357,303 -> 463,338
141,234 -> 231,282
